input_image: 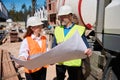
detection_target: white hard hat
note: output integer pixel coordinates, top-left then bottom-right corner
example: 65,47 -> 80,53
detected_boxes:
27,16 -> 43,27
58,5 -> 73,16
6,19 -> 13,22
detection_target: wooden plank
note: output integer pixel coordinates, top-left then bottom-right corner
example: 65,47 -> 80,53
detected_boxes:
2,50 -> 10,79
2,50 -> 19,80
6,52 -> 19,80
0,49 -> 3,79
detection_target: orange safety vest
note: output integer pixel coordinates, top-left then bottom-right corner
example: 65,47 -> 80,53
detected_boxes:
24,36 -> 47,73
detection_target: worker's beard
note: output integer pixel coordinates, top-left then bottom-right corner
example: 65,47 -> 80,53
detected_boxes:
60,20 -> 68,26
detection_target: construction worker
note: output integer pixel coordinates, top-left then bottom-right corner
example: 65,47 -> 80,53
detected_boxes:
16,16 -> 48,80
52,5 -> 92,80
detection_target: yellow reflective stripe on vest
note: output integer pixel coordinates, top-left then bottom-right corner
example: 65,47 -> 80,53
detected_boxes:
54,26 -> 64,43
54,24 -> 85,66
63,59 -> 82,66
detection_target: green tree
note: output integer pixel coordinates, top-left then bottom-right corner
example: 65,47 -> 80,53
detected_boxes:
8,2 -> 16,20
21,3 -> 28,21
31,0 -> 37,16
28,6 -> 32,16
10,2 -> 16,11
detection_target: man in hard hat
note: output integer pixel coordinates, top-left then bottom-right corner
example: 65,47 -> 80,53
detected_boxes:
16,16 -> 48,80
53,5 -> 92,80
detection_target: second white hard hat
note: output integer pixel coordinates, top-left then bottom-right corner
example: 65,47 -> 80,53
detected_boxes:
27,16 -> 43,28
6,19 -> 13,23
58,5 -> 73,16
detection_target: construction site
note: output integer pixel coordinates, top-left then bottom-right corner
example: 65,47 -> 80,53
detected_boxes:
0,0 -> 120,80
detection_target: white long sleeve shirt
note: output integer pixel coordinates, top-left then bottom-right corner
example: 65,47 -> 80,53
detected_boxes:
19,34 -> 48,59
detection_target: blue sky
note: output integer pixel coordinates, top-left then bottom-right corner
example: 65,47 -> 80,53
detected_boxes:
2,0 -> 46,11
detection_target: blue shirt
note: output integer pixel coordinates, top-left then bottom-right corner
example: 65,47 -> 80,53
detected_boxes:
48,25 -> 52,29
64,23 -> 74,36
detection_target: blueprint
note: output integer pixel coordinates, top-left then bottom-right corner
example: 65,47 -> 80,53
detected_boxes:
11,31 -> 87,69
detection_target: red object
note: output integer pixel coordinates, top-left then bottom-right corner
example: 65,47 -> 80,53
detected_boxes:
86,23 -> 93,30
78,0 -> 86,26
78,0 -> 93,30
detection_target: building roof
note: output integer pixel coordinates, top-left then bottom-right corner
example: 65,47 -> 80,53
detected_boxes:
0,1 -> 8,21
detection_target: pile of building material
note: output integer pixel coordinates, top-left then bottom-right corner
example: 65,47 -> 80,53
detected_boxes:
0,49 -> 21,80
9,30 -> 18,43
